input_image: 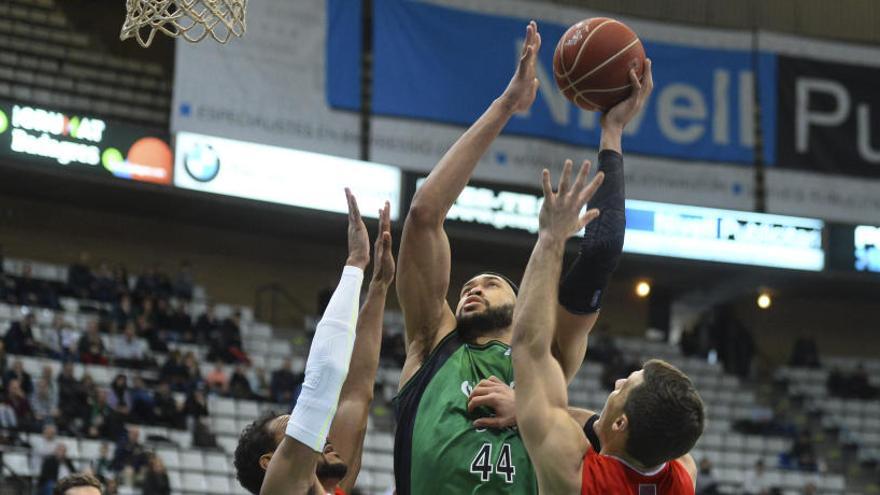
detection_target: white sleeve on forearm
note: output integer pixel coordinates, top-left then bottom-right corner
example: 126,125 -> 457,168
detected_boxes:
286,265 -> 363,452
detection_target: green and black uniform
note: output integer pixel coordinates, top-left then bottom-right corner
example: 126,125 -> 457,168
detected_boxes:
393,331 -> 538,494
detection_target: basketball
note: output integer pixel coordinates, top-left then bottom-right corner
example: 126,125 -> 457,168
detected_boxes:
553,18 -> 646,111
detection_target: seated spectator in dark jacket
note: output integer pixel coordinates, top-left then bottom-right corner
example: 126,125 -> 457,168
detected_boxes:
3,359 -> 34,394
154,298 -> 172,330
92,261 -> 117,303
269,357 -> 301,404
183,389 -> 209,419
159,351 -> 187,392
112,426 -> 148,472
153,382 -> 183,429
68,251 -> 94,299
89,442 -> 114,483
181,353 -> 202,392
86,389 -> 124,440
169,300 -> 193,341
208,311 -> 249,364
142,453 -> 172,495
5,378 -> 35,431
37,444 -> 77,495
78,321 -> 109,365
128,377 -> 155,424
107,375 -> 132,418
194,304 -> 219,344
4,314 -> 38,355
228,364 -> 254,400
111,294 -> 137,330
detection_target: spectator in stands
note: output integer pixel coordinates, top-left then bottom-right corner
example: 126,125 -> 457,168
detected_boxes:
194,303 -> 220,344
93,261 -> 117,303
57,362 -> 82,434
181,352 -> 202,392
694,457 -> 719,495
790,430 -> 818,471
107,374 -> 132,417
89,442 -> 114,483
173,260 -> 195,300
3,358 -> 34,394
158,351 -> 187,392
141,453 -> 171,495
5,378 -> 35,431
169,300 -> 193,341
850,363 -> 878,399
153,298 -> 172,332
32,376 -> 60,428
37,315 -> 64,359
37,443 -> 78,495
112,426 -> 148,473
104,477 -> 119,495
269,357 -> 301,405
229,364 -> 254,400
152,382 -> 183,429
78,321 -> 109,365
31,423 -> 60,473
112,324 -> 149,368
208,311 -> 249,364
129,376 -> 155,424
743,459 -> 773,495
112,294 -> 137,330
4,313 -> 39,355
789,337 -> 821,368
137,314 -> 168,354
86,389 -> 118,440
68,251 -> 94,299
111,264 -> 130,298
802,482 -> 817,495
183,388 -> 209,419
582,323 -> 621,366
205,360 -> 228,394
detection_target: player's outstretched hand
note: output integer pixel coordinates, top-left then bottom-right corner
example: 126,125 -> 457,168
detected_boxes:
499,20 -> 542,114
345,188 -> 370,270
539,159 -> 605,242
468,376 -> 517,429
601,58 -> 654,132
371,200 -> 395,288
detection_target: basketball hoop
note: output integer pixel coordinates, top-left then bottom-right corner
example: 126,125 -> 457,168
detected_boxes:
120,0 -> 247,48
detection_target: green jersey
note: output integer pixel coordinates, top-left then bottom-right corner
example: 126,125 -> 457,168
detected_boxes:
393,331 -> 538,494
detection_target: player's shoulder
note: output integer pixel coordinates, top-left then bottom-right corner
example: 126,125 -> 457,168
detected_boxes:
674,453 -> 697,480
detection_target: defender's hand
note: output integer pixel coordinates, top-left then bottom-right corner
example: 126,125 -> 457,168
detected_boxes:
539,160 -> 604,242
498,21 -> 542,114
371,201 -> 395,288
345,188 -> 370,270
468,376 -> 517,429
601,58 -> 654,132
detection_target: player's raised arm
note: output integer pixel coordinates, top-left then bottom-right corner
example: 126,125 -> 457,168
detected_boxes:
553,60 -> 654,382
512,160 -> 604,494
397,21 -> 542,378
331,198 -> 396,494
259,189 -> 370,495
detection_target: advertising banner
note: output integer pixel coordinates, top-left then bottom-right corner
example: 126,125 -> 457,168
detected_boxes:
409,175 -> 825,271
174,132 -> 401,219
0,99 -> 172,185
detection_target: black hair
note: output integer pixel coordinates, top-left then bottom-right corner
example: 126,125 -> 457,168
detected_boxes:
234,411 -> 280,495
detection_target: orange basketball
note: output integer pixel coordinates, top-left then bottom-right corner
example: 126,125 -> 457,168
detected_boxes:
553,18 -> 646,112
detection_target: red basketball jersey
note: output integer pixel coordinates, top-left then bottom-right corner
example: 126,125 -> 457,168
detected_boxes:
580,446 -> 694,495
334,489 -> 346,495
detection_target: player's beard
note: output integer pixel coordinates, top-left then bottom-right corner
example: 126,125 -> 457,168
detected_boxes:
316,455 -> 348,481
456,303 -> 514,342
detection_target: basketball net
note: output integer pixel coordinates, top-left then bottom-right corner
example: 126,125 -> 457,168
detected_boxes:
120,0 -> 247,47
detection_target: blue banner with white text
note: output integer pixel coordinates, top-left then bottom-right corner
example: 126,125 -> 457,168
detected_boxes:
327,0 -> 778,165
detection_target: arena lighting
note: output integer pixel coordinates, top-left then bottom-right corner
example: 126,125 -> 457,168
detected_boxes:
757,293 -> 772,309
635,281 -> 651,298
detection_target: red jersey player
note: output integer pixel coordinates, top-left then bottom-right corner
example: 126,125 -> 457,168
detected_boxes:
506,60 -> 706,494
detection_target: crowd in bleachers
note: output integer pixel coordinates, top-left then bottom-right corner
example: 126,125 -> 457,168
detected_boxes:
0,254 -> 308,494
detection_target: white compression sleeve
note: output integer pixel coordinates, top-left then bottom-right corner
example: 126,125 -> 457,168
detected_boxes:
286,265 -> 364,452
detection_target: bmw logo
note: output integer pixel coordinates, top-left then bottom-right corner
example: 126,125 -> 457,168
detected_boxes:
184,143 -> 220,182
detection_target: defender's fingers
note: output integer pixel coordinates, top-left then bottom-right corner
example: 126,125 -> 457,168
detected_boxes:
541,169 -> 553,198
473,417 -> 509,429
573,159 -> 592,192
558,159 -> 574,193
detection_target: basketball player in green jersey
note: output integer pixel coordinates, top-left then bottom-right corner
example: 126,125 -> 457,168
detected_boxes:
394,21 -> 635,494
